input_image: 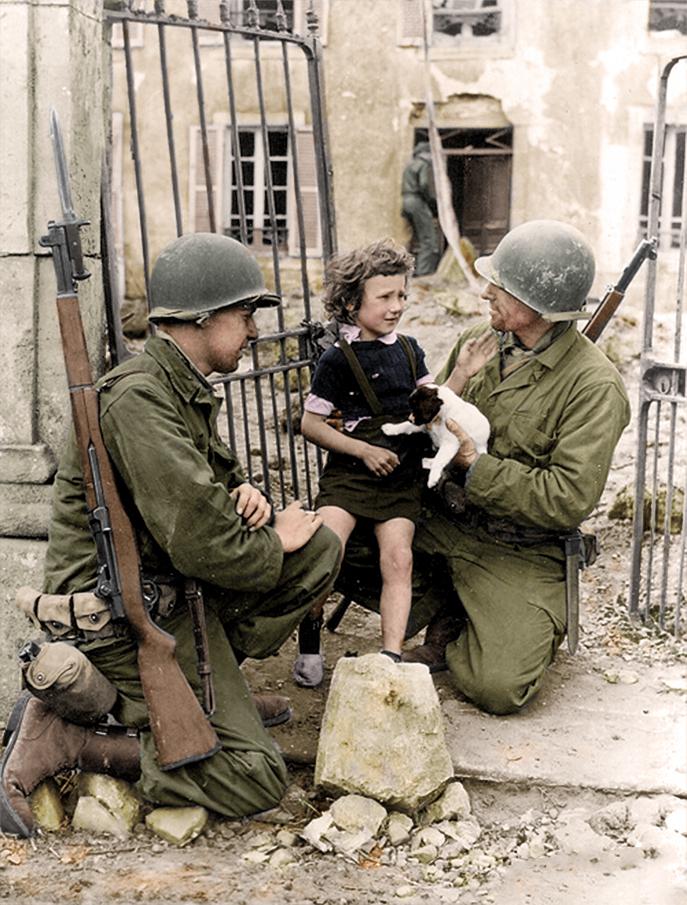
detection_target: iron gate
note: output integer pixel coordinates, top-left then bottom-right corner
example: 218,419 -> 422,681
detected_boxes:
629,55 -> 687,636
102,0 -> 335,508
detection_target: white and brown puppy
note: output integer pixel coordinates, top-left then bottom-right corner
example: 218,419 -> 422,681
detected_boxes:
382,384 -> 490,488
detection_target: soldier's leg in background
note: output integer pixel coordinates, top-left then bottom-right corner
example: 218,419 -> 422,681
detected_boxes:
86,605 -> 291,819
217,524 -> 341,661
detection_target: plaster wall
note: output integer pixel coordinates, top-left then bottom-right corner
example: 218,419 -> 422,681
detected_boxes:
0,0 -> 109,713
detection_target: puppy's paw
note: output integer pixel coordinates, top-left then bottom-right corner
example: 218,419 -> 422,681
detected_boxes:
382,422 -> 402,436
427,472 -> 441,488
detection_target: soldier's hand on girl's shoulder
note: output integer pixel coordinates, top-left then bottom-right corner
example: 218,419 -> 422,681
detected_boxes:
359,443 -> 400,477
273,500 -> 323,552
231,482 -> 273,531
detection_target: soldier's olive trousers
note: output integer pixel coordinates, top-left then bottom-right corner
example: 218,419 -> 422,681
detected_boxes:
413,509 -> 566,715
82,525 -> 340,818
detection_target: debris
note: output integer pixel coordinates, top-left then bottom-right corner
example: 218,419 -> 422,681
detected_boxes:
420,781 -> 472,824
329,794 -> 387,836
29,778 -> 64,832
386,812 -> 414,846
72,796 -> 131,840
144,806 -> 209,847
77,773 -> 140,833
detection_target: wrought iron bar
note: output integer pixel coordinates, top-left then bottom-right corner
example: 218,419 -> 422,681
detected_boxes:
220,1 -> 249,245
189,3 -> 216,233
122,17 -> 152,304
156,2 -> 184,236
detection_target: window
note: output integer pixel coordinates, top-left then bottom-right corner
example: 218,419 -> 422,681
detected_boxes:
224,0 -> 295,31
640,125 -> 686,249
189,123 -> 322,255
225,127 -> 289,248
399,0 -> 506,48
433,0 -> 501,42
648,0 -> 687,35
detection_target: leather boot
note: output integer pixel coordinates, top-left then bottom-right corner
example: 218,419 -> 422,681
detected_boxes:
401,610 -> 464,673
0,693 -> 140,837
252,693 -> 292,728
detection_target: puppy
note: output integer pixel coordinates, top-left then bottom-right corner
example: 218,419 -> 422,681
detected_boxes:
382,384 -> 490,488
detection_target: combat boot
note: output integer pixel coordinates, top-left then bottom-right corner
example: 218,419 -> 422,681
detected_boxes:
252,694 -> 292,728
401,610 -> 464,673
0,693 -> 140,837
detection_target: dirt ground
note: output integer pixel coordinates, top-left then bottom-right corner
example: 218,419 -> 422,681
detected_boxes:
1,274 -> 685,904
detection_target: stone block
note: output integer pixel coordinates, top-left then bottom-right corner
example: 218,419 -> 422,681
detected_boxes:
73,795 -> 130,839
29,778 -> 64,832
77,773 -> 140,832
315,654 -> 454,812
145,806 -> 209,846
386,812 -> 414,846
330,794 -> 387,836
421,781 -> 471,824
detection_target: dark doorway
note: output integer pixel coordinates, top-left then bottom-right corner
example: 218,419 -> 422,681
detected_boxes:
415,126 -> 512,255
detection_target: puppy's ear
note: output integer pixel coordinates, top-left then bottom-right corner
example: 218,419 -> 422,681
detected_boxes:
412,386 -> 443,424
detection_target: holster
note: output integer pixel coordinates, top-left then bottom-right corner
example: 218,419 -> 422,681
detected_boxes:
562,530 -> 598,655
19,639 -> 117,725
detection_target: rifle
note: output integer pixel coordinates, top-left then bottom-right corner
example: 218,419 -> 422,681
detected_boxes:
40,109 -> 220,771
582,237 -> 657,342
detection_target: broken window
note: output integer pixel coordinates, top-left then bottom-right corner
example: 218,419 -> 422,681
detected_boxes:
640,124 -> 686,249
433,0 -> 501,42
648,0 -> 687,35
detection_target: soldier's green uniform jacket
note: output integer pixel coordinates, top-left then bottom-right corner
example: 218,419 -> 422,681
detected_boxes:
44,335 -> 340,817
413,321 -> 631,714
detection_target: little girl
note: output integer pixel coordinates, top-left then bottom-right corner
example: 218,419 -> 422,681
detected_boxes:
293,238 -> 434,686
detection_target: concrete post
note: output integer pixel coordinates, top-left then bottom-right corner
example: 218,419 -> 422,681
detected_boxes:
0,0 -> 108,715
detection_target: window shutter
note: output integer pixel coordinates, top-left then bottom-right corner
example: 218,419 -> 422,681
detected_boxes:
189,124 -> 224,233
288,127 -> 322,257
398,0 -> 424,46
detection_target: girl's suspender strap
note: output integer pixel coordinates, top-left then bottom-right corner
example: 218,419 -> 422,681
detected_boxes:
397,334 -> 417,383
338,335 -> 418,417
338,339 -> 383,415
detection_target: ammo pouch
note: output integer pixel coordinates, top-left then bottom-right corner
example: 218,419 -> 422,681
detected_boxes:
19,639 -> 117,725
16,586 -> 114,641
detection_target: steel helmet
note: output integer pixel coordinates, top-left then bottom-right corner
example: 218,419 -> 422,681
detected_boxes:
474,220 -> 595,321
148,232 -> 280,322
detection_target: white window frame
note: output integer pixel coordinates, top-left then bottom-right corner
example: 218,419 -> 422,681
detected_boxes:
223,125 -> 290,250
398,0 -> 512,55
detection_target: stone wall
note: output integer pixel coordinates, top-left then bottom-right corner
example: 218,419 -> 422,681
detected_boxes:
0,0 -> 108,715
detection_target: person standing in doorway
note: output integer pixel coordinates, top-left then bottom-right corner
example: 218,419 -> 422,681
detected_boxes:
402,141 -> 441,276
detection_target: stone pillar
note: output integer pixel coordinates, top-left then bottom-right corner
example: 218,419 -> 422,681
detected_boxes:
0,0 -> 108,715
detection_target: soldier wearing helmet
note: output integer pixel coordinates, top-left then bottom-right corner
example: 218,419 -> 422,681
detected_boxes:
1,233 -> 341,836
400,220 -> 631,714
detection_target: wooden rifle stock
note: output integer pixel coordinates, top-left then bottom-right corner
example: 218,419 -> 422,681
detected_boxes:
56,294 -> 220,771
582,237 -> 657,343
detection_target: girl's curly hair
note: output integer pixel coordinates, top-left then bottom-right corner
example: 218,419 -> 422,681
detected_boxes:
322,238 -> 415,324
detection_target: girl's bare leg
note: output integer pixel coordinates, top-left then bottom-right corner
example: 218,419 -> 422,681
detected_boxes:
374,517 -> 416,657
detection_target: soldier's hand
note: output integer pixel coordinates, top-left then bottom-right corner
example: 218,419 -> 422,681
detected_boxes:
450,332 -> 499,386
273,501 -> 323,552
359,443 -> 400,477
446,418 -> 479,470
231,482 -> 273,531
